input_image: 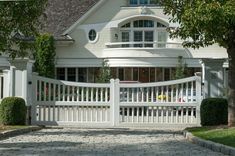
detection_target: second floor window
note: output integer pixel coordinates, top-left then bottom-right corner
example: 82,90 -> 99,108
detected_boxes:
120,19 -> 167,48
129,0 -> 160,5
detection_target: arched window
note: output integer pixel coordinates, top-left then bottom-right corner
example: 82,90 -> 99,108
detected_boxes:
120,19 -> 167,48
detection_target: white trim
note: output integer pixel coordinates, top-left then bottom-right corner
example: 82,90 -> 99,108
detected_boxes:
62,0 -> 107,35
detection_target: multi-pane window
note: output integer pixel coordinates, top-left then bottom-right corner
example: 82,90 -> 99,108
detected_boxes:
134,31 -> 143,47
56,68 -> 65,80
78,68 -> 87,82
121,31 -> 130,47
129,0 -> 160,5
67,68 -> 76,81
144,31 -> 154,47
120,19 -> 167,48
133,20 -> 154,28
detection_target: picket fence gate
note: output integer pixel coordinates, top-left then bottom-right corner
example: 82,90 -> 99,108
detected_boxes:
31,74 -> 202,127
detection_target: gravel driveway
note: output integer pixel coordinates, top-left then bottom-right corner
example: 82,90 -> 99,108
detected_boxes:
0,128 -> 226,156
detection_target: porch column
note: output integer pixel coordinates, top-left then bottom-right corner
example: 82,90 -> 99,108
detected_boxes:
202,59 -> 225,98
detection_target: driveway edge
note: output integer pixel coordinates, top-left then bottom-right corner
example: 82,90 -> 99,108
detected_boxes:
183,130 -> 235,156
0,126 -> 43,140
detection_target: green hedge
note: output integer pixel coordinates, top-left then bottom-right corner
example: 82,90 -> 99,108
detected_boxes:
200,98 -> 228,126
0,97 -> 26,125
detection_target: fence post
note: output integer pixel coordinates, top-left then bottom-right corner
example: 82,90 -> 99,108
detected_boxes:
110,79 -> 120,127
31,73 -> 37,125
196,76 -> 202,126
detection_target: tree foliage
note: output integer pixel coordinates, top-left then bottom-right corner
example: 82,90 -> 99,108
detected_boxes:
174,56 -> 187,79
97,60 -> 112,83
162,0 -> 235,126
0,0 -> 47,58
34,34 -> 55,78
162,0 -> 235,48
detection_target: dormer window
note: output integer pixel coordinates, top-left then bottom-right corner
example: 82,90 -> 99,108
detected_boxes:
129,0 -> 160,6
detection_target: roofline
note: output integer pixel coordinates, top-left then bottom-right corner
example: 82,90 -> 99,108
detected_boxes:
62,0 -> 107,35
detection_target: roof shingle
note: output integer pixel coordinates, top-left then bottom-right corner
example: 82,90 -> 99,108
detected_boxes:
41,0 -> 100,38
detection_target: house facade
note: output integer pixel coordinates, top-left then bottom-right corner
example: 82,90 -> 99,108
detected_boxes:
48,0 -> 228,86
0,0 -> 229,98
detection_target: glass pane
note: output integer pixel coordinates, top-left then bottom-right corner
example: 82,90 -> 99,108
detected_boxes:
150,68 -> 155,82
56,68 -> 65,80
118,68 -> 124,81
88,30 -> 96,41
156,68 -> 163,81
157,22 -> 166,27
130,0 -> 138,5
140,0 -> 148,4
67,68 -> 76,81
122,31 -> 130,47
88,68 -> 94,82
111,68 -> 117,79
134,20 -> 144,27
125,68 -> 132,81
78,68 -> 87,82
121,23 -> 130,28
158,32 -> 167,47
133,68 -> 139,81
150,0 -> 160,4
139,68 -> 149,82
164,68 -> 170,81
144,20 -> 154,27
144,31 -> 154,47
134,31 -> 143,47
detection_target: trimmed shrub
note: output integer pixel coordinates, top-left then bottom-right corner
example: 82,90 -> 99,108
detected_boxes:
0,97 -> 26,125
200,98 -> 228,126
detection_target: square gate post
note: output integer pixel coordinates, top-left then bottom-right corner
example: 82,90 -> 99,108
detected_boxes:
110,79 -> 120,126
196,76 -> 202,126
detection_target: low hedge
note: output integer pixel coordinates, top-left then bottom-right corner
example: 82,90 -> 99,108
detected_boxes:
200,98 -> 228,126
0,97 -> 26,125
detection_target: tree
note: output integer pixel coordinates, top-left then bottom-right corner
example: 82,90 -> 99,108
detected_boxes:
34,34 -> 55,78
174,56 -> 187,79
97,60 -> 112,83
0,0 -> 47,58
162,0 -> 235,126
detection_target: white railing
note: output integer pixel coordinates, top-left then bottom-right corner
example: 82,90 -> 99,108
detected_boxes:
31,75 -> 202,127
118,76 -> 202,126
0,74 -> 4,101
105,41 -> 183,49
32,75 -> 111,126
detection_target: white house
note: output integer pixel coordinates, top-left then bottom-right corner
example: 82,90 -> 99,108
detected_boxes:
0,0 -> 229,98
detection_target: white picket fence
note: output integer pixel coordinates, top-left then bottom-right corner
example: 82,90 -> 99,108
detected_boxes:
31,74 -> 202,127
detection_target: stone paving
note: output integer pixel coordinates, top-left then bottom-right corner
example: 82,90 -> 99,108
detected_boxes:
0,128 -> 227,156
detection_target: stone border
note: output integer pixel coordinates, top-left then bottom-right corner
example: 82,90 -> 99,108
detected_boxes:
0,126 -> 43,141
183,130 -> 235,156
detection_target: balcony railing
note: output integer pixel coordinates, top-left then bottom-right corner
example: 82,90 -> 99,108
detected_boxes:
105,41 -> 183,49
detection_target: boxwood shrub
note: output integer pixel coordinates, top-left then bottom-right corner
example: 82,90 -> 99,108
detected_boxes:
0,97 -> 26,125
200,98 -> 228,126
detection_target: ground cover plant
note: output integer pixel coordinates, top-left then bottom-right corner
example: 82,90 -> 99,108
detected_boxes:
187,126 -> 235,148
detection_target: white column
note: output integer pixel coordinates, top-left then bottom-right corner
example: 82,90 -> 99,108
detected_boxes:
110,79 -> 120,126
196,76 -> 202,126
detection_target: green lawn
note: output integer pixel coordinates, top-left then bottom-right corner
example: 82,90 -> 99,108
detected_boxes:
187,126 -> 235,148
0,125 -> 28,132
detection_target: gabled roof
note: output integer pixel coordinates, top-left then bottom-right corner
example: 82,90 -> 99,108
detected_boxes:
41,0 -> 100,39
